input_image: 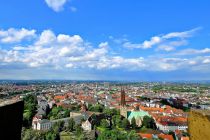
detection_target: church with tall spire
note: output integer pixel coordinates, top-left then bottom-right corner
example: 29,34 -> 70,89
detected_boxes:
119,86 -> 150,127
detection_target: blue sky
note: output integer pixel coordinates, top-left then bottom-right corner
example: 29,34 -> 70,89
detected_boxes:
0,0 -> 210,81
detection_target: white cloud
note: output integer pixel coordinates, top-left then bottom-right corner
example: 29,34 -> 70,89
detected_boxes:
203,58 -> 210,64
156,40 -> 187,52
98,42 -> 109,48
0,27 -> 210,74
156,45 -> 175,52
123,36 -> 161,49
45,0 -> 68,12
57,34 -> 83,44
123,27 -> 199,50
35,30 -> 56,46
0,28 -> 36,43
162,27 -> 201,39
65,63 -> 74,68
176,48 -> 210,55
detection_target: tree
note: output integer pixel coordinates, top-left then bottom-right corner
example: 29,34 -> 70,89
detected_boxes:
88,104 -> 104,112
68,118 -> 75,131
45,131 -> 57,140
48,106 -> 69,120
100,119 -> 109,129
121,118 -> 130,129
104,108 -> 119,116
57,120 -> 65,131
52,123 -> 60,134
22,128 -> 46,140
78,133 -> 86,140
23,95 -> 37,127
22,129 -> 33,140
98,129 -> 120,140
142,116 -> 156,129
63,109 -> 71,117
131,117 -> 137,129
75,124 -> 83,136
104,108 -> 113,116
127,130 -> 141,140
112,115 -> 121,127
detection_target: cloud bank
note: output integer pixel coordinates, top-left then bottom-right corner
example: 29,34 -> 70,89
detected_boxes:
0,27 -> 210,80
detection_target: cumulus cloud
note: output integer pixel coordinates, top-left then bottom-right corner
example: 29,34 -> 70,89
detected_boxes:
35,30 -> 56,46
123,36 -> 161,49
123,27 -> 200,51
45,0 -> 68,12
0,28 -> 36,43
0,27 -> 210,74
202,58 -> 210,64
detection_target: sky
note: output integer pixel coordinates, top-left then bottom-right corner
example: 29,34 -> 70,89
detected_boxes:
0,0 -> 210,81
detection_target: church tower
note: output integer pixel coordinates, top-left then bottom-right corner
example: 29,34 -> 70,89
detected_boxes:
120,87 -> 128,118
121,87 -> 126,107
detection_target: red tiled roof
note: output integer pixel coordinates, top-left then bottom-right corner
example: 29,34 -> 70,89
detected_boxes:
138,133 -> 153,139
140,106 -> 164,112
158,133 -> 174,140
181,136 -> 189,140
54,95 -> 66,100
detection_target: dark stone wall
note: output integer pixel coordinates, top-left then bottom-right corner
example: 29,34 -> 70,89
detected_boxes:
0,100 -> 24,140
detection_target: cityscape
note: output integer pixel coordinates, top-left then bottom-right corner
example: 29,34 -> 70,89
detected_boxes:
0,80 -> 210,139
0,0 -> 210,140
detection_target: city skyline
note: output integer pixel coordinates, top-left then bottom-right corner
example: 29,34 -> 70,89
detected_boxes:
0,0 -> 210,80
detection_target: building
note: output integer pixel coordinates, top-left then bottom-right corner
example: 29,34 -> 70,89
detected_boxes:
81,112 -> 105,131
36,119 -> 51,130
138,133 -> 174,140
70,112 -> 84,124
33,117 -> 71,130
120,87 -> 128,117
121,88 -> 126,107
127,111 -> 150,126
82,120 -> 92,131
156,121 -> 188,132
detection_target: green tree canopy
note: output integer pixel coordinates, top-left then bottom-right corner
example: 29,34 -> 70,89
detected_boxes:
131,117 -> 137,129
23,95 -> 37,127
68,118 -> 75,131
100,119 -> 109,129
121,118 -> 130,129
88,104 -> 104,112
127,130 -> 141,140
75,124 -> 83,136
142,116 -> 156,129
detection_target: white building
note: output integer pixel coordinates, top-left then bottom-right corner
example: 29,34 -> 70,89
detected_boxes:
32,117 -> 70,131
156,121 -> 188,132
82,120 -> 92,131
37,119 -> 52,130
